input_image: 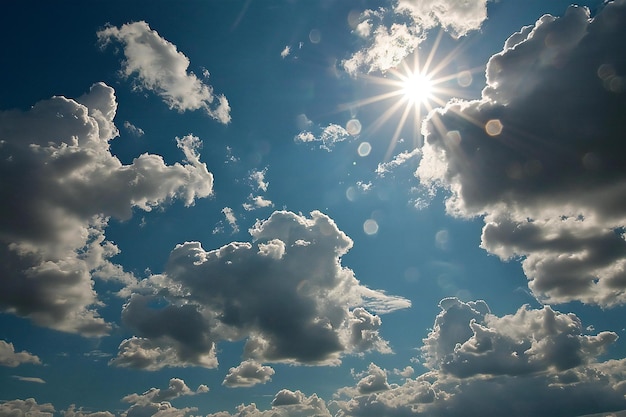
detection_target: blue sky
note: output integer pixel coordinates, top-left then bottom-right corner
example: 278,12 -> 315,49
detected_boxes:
2,1 -> 626,416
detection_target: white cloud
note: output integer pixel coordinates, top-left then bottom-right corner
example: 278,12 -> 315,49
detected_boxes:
62,405 -> 115,417
334,298 -> 626,417
0,340 -> 41,367
206,390 -> 331,417
344,1 -> 490,75
222,360 -> 275,387
12,376 -> 46,384
112,210 -> 409,369
0,83 -> 214,336
98,21 -> 230,124
243,194 -> 274,211
119,378 -> 206,417
417,2 -> 626,307
0,398 -> 55,417
376,148 -> 421,177
280,46 -> 290,59
123,121 -> 145,137
221,207 -> 239,234
294,123 -> 352,151
249,168 -> 269,192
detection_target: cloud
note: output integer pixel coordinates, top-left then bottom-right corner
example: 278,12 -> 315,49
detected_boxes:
376,148 -> 421,177
343,1 -> 490,75
123,121 -> 145,137
243,194 -> 274,211
249,168 -> 269,192
294,124 -> 352,151
280,46 -> 290,59
112,210 -> 409,369
222,360 -> 275,387
0,83 -> 213,336
416,2 -> 626,307
334,298 -> 626,417
0,340 -> 41,367
121,378 -> 206,417
0,398 -> 55,417
206,390 -> 331,417
98,21 -> 230,124
221,207 -> 239,234
62,405 -> 115,417
12,376 -> 46,384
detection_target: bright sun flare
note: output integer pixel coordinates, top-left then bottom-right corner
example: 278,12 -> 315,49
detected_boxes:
400,72 -> 433,105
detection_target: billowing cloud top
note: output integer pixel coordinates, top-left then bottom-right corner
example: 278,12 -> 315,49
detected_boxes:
417,1 -> 626,307
98,21 -> 231,124
0,83 -> 214,335
111,210 -> 410,370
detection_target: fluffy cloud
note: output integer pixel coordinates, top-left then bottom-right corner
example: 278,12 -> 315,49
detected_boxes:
417,2 -> 626,307
242,195 -> 274,211
344,0 -> 490,75
0,84 -> 214,335
334,298 -> 626,417
0,398 -> 54,417
222,360 -> 275,387
98,21 -> 230,124
0,340 -> 41,367
294,124 -> 351,151
206,390 -> 331,417
112,210 -> 409,370
121,378 -> 206,417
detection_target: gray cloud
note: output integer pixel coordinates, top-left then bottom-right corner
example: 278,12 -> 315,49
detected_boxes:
222,360 -> 275,387
112,210 -> 409,370
0,83 -> 214,336
98,21 -> 230,124
0,340 -> 41,367
417,2 -> 626,307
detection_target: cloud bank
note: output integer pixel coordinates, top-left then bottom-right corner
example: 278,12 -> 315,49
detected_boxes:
417,1 -> 626,307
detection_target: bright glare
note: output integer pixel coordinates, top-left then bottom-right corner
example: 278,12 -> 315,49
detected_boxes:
401,72 -> 433,105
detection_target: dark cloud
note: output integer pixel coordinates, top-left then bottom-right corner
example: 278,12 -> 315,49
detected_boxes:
112,210 -> 409,369
417,1 -> 626,306
0,83 -> 214,335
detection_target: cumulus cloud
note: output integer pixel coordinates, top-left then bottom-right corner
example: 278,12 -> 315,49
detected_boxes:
222,207 -> 239,234
206,390 -> 331,417
0,341 -> 41,367
123,121 -> 145,137
111,210 -> 409,370
222,360 -> 275,387
62,405 -> 115,417
334,298 -> 626,417
249,168 -> 269,192
294,124 -> 352,151
121,378 -> 206,417
98,21 -> 230,124
0,83 -> 214,336
0,398 -> 55,417
280,46 -> 290,59
344,0 -> 490,75
417,2 -> 626,307
242,194 -> 274,211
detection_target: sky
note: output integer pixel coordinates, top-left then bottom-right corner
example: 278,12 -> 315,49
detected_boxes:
1,0 -> 626,416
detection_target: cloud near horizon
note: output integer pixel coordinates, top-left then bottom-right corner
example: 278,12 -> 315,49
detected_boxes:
417,1 -> 626,307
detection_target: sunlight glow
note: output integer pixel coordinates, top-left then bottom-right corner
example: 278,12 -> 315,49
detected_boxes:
400,72 -> 433,105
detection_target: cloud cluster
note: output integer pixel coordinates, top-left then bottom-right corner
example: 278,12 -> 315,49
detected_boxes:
222,360 -> 275,387
344,0 -> 490,75
294,124 -> 352,151
122,378 -> 207,417
0,340 -> 41,367
111,210 -> 409,370
0,84 -> 214,335
0,398 -> 54,417
98,21 -> 230,124
417,1 -> 626,306
206,390 -> 331,417
334,298 -> 626,417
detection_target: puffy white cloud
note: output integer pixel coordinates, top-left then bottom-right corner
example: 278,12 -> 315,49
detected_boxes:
123,121 -> 145,137
206,390 -> 331,417
243,195 -> 274,211
335,298 -> 626,417
249,168 -> 269,192
112,210 -> 409,369
62,405 -> 115,417
417,2 -> 626,307
344,1 -> 490,75
222,360 -> 275,387
121,378 -> 205,417
0,84 -> 214,336
0,398 -> 54,417
0,340 -> 41,367
280,46 -> 290,59
294,124 -> 351,151
98,21 -> 230,124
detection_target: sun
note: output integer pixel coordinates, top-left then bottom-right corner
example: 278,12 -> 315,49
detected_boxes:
400,71 -> 433,106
